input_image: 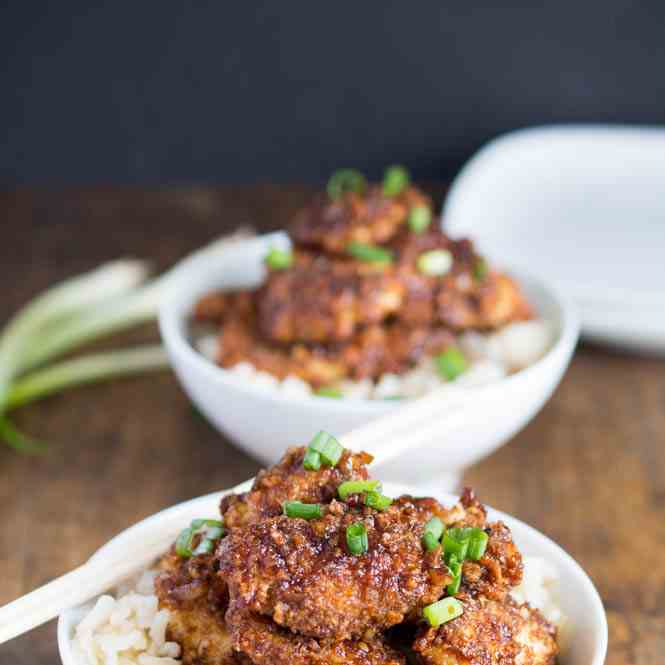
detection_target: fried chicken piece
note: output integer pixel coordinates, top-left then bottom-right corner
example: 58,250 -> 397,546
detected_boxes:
227,609 -> 405,665
193,291 -> 255,326
155,548 -> 246,665
256,252 -> 405,343
218,497 -> 450,641
220,446 -> 373,529
217,315 -> 455,387
291,186 -> 432,253
413,595 -> 558,665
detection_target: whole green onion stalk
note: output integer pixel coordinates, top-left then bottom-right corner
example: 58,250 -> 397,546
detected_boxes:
0,228 -> 257,452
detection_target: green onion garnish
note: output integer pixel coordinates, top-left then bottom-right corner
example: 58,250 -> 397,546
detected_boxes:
467,528 -> 489,560
435,347 -> 468,382
315,386 -> 343,398
443,530 -> 469,562
364,491 -> 393,512
423,597 -> 464,627
265,247 -> 293,270
473,257 -> 488,282
303,448 -> 322,471
346,522 -> 369,555
446,554 -> 463,595
382,165 -> 410,197
308,430 -> 344,467
327,169 -> 367,200
422,516 -> 445,551
347,242 -> 394,265
176,518 -> 225,558
283,501 -> 323,520
417,249 -> 453,277
408,205 -> 432,233
338,479 -> 382,500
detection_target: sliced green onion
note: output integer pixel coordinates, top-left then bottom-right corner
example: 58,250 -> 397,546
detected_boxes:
347,242 -> 394,265
308,430 -> 344,467
446,555 -> 463,595
473,257 -> 488,282
422,517 -> 444,551
346,522 -> 369,555
177,518 -> 226,558
315,386 -> 343,398
408,205 -> 432,233
193,538 -> 215,555
337,479 -> 381,500
175,527 -> 194,558
265,247 -> 293,270
327,169 -> 367,199
0,417 -> 47,455
467,529 -> 489,561
417,249 -> 453,277
283,501 -> 323,520
423,597 -> 464,627
435,347 -> 468,382
364,491 -> 393,512
382,165 -> 410,197
443,531 -> 469,562
303,448 -> 322,471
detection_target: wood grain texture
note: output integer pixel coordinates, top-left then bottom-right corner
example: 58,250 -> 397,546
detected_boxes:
1,186 -> 663,665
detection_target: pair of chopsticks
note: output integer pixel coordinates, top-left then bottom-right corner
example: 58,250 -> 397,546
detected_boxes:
0,383 -> 482,645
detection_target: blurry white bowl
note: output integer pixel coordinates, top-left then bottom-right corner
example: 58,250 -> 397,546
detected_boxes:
57,482 -> 607,665
444,124 -> 665,353
158,235 -> 578,490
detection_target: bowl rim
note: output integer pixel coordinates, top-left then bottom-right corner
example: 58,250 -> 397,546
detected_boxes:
157,233 -> 580,414
57,481 -> 608,665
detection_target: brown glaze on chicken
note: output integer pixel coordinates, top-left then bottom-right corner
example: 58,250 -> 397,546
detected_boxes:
218,498 -> 450,641
156,447 -> 558,665
413,595 -> 558,665
192,178 -> 533,388
220,446 -> 373,529
291,186 -> 431,254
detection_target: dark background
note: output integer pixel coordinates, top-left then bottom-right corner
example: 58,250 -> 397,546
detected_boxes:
2,1 -> 665,185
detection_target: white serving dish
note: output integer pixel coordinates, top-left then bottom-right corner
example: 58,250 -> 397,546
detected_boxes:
444,124 -> 665,354
158,234 -> 578,490
57,482 -> 607,665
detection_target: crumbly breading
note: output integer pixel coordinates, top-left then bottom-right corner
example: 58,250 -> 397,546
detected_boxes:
413,594 -> 558,665
220,446 -> 373,529
218,497 -> 450,641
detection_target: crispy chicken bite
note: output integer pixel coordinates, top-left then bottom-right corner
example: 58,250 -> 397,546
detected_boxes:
220,446 -> 373,529
256,252 -> 405,343
413,595 -> 558,665
291,186 -> 432,254
217,315 -> 455,387
227,609 -> 405,665
155,548 -> 245,665
218,497 -> 450,641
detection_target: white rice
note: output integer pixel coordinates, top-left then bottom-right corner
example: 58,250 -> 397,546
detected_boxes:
196,318 -> 554,401
74,555 -> 563,665
73,570 -> 181,665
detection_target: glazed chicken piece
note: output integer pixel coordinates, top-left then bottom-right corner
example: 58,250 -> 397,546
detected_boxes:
290,186 -> 432,254
220,446 -> 373,529
227,609 -> 405,665
217,496 -> 450,641
155,549 -> 247,665
193,291 -> 255,326
217,315 -> 455,387
413,595 -> 558,665
256,252 -> 405,343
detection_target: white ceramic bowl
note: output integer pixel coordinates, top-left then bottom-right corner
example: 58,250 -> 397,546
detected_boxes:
158,234 -> 579,489
57,482 -> 607,665
444,124 -> 665,354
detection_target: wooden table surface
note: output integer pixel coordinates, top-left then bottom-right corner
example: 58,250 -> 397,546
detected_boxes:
1,186 -> 664,665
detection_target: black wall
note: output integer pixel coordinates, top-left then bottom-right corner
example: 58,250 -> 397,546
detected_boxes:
2,1 -> 665,185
